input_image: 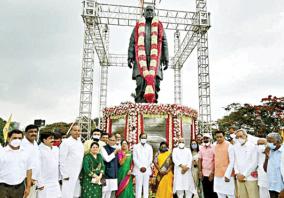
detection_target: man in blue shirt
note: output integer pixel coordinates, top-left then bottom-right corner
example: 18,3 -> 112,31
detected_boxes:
264,132 -> 284,198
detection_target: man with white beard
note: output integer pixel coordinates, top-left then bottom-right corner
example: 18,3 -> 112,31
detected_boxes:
172,138 -> 196,198
59,124 -> 84,198
37,132 -> 61,198
257,138 -> 270,198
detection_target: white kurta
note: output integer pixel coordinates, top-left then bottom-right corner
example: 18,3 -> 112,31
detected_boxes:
38,144 -> 61,198
172,147 -> 196,193
132,143 -> 153,176
213,143 -> 235,195
257,148 -> 269,188
59,137 -> 84,198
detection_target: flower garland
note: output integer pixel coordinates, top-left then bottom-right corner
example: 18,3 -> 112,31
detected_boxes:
134,16 -> 163,103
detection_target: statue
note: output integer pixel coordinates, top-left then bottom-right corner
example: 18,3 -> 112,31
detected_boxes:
128,5 -> 169,103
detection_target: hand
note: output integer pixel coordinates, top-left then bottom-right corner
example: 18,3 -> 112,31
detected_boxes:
264,146 -> 270,158
198,171 -> 203,180
31,179 -> 36,186
128,58 -> 133,68
181,166 -> 189,174
208,173 -> 214,182
114,148 -> 120,154
162,60 -> 168,70
236,174 -> 245,182
127,170 -> 132,175
23,188 -> 30,198
140,167 -> 146,173
224,177 -> 230,182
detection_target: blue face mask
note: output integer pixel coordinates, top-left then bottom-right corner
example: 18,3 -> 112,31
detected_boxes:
267,143 -> 276,150
191,144 -> 198,149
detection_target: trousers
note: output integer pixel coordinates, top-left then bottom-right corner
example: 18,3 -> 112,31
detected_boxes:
135,174 -> 150,198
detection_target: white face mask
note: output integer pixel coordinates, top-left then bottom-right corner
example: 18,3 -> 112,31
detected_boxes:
238,138 -> 246,145
230,134 -> 236,139
178,143 -> 185,149
141,139 -> 147,144
10,139 -> 22,148
258,145 -> 266,153
205,142 -> 210,146
92,135 -> 100,140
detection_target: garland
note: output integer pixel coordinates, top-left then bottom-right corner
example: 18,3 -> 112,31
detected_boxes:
134,16 -> 164,103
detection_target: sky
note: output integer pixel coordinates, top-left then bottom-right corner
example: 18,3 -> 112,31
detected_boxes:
0,0 -> 283,128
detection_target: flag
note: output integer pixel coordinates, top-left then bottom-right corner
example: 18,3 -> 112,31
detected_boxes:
3,114 -> 12,143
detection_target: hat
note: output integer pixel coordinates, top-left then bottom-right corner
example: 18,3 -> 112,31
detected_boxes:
203,133 -> 211,139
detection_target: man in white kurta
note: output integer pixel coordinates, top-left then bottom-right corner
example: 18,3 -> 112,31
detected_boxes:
37,132 -> 61,198
172,138 -> 196,198
133,133 -> 153,198
257,138 -> 270,198
21,124 -> 41,198
59,125 -> 84,198
213,131 -> 235,198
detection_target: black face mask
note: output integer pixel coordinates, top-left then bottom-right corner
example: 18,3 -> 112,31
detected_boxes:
160,147 -> 168,153
203,140 -> 209,143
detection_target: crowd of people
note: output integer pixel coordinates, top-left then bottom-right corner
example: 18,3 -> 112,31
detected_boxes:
0,124 -> 284,198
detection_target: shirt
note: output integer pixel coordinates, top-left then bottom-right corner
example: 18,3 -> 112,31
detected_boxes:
267,145 -> 284,192
132,143 -> 153,176
0,146 -> 33,185
21,137 -> 41,181
199,144 -> 215,177
234,141 -> 258,181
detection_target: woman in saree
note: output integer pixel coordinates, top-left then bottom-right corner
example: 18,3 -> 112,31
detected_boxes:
116,140 -> 135,198
81,141 -> 105,198
155,141 -> 174,198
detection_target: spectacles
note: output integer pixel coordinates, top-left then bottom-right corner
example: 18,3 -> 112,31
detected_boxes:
109,139 -> 116,141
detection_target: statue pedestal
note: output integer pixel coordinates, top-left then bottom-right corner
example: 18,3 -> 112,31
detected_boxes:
101,102 -> 198,149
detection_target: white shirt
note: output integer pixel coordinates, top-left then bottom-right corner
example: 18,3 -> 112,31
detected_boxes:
132,142 -> 153,176
38,143 -> 60,187
21,137 -> 41,181
0,146 -> 33,185
59,136 -> 84,179
234,141 -> 258,181
257,146 -> 269,188
281,147 -> 284,182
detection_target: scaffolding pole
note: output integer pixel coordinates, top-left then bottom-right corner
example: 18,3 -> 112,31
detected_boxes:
174,30 -> 182,104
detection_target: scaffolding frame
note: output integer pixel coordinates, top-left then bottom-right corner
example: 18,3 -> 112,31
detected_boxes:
79,0 -> 211,139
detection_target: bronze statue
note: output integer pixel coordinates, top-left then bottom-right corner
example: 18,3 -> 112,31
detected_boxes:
128,5 -> 169,103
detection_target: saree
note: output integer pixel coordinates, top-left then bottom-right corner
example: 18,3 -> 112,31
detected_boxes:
116,151 -> 135,198
156,150 -> 174,198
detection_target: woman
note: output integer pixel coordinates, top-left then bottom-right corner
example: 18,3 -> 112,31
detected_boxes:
190,140 -> 204,198
116,140 -> 135,198
155,142 -> 174,198
81,142 -> 105,198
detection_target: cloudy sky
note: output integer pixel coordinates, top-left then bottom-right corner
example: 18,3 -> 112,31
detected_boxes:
0,0 -> 283,128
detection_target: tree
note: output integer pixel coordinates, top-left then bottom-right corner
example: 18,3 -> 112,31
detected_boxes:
217,95 -> 284,137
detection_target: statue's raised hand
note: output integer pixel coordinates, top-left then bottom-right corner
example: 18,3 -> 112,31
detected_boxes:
162,60 -> 169,70
128,58 -> 133,68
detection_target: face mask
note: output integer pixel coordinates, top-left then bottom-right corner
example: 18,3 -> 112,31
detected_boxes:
205,142 -> 210,146
141,139 -> 147,144
92,135 -> 100,141
160,147 -> 168,153
203,140 -> 209,143
179,143 -> 185,149
10,139 -> 22,148
238,138 -> 246,145
53,140 -> 61,147
111,145 -> 117,149
230,134 -> 236,139
267,143 -> 276,150
258,145 -> 266,153
191,144 -> 198,149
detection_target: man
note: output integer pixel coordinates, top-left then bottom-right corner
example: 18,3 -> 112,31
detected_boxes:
213,130 -> 235,198
257,138 -> 270,198
264,132 -> 284,198
172,138 -> 196,198
59,124 -> 84,198
21,124 -> 41,198
234,129 -> 259,198
83,128 -> 104,153
0,129 -> 32,198
198,133 -> 217,198
53,130 -> 63,147
37,132 -> 61,198
196,133 -> 203,146
115,133 -> 122,149
101,132 -> 109,145
101,134 -> 119,198
133,133 -> 153,198
128,5 -> 169,103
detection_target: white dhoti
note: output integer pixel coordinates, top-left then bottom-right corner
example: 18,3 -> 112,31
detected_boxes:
38,183 -> 61,198
259,186 -> 270,198
102,179 -> 118,198
27,185 -> 37,198
135,173 -> 150,198
62,178 -> 80,198
214,176 -> 235,196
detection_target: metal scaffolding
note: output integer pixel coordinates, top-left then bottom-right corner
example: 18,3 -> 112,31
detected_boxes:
78,0 -> 211,136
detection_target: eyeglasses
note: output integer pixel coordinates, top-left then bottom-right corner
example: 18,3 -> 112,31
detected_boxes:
109,139 -> 116,141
